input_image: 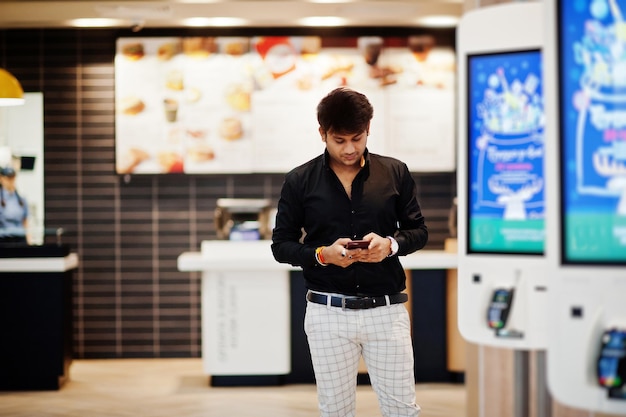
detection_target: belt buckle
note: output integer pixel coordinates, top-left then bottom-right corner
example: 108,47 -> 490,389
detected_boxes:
341,296 -> 347,311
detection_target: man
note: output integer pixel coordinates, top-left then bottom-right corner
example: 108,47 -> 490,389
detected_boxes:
271,87 -> 428,417
0,166 -> 29,244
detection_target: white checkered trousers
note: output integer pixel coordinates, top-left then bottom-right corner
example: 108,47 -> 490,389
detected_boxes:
304,291 -> 421,417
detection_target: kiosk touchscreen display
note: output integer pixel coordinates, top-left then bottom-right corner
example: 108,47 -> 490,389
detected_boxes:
467,49 -> 545,255
558,0 -> 626,264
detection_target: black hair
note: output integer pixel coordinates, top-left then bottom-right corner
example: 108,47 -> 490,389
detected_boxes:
0,167 -> 16,177
316,87 -> 374,135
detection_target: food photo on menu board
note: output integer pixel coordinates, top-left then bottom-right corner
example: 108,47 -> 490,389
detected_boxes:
114,35 -> 456,175
559,0 -> 626,264
467,49 -> 545,254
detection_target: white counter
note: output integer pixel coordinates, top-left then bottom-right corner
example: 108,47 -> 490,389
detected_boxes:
0,253 -> 79,273
177,240 -> 457,380
178,240 -> 458,272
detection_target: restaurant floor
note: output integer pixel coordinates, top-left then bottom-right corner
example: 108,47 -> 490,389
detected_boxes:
0,359 -> 465,417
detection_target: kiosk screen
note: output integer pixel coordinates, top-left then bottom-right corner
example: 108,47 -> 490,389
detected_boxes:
558,0 -> 626,265
467,49 -> 545,255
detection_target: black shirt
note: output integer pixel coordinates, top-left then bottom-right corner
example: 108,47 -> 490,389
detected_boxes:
271,149 -> 428,296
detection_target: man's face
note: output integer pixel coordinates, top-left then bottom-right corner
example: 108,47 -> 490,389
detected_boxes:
0,175 -> 13,188
320,127 -> 368,169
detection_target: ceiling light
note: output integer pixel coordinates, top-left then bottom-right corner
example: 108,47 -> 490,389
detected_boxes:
70,18 -> 125,28
415,15 -> 459,28
0,68 -> 24,106
95,5 -> 172,19
297,16 -> 348,27
183,17 -> 248,27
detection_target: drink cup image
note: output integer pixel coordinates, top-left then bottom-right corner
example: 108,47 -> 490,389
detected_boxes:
408,35 -> 435,62
358,36 -> 383,66
164,98 -> 179,122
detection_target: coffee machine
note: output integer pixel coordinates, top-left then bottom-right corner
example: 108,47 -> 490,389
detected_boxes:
214,198 -> 273,240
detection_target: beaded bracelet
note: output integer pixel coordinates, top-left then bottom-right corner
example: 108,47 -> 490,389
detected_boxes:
315,246 -> 328,266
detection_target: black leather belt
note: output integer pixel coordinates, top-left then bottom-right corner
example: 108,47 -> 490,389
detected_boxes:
306,291 -> 408,310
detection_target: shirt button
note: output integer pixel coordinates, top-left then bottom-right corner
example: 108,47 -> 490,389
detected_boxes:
353,234 -> 357,238
351,210 -> 355,214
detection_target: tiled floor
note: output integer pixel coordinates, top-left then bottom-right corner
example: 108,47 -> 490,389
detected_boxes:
0,359 -> 465,417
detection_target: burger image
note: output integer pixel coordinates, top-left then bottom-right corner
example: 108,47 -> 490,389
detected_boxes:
187,144 -> 216,162
221,38 -> 250,56
183,37 -> 218,58
225,84 -> 251,111
119,96 -> 145,115
117,147 -> 150,174
219,117 -> 243,141
300,37 -> 322,56
158,151 -> 184,173
121,42 -> 144,61
157,41 -> 182,61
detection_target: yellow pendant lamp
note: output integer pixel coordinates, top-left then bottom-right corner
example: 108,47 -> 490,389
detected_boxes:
0,68 -> 25,106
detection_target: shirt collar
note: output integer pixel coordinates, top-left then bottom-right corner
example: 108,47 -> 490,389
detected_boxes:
322,148 -> 370,171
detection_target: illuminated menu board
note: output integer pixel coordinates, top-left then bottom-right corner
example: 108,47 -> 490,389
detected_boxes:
467,49 -> 545,254
559,0 -> 626,264
114,35 -> 456,175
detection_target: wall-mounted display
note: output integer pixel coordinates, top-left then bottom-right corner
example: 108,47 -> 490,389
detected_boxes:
467,49 -> 545,254
558,0 -> 626,264
115,35 -> 455,174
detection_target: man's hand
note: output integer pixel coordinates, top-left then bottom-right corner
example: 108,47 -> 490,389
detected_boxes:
321,234 -> 392,268
352,233 -> 392,263
321,238 -> 353,268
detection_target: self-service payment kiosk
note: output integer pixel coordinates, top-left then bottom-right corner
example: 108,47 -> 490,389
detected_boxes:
544,0 -> 626,413
457,3 -> 550,417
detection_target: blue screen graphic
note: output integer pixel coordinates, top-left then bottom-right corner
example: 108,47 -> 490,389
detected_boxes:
559,0 -> 626,264
468,49 -> 545,254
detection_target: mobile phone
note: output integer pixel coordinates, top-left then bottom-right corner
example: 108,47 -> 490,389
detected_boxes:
346,240 -> 369,250
487,288 -> 514,330
597,328 -> 626,388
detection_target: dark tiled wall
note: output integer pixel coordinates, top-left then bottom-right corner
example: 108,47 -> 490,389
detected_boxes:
0,28 -> 456,358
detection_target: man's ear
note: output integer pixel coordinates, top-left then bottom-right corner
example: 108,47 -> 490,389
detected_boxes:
319,127 -> 326,142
